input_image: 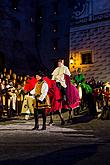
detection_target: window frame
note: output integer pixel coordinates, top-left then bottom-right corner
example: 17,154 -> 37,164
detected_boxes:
80,50 -> 93,65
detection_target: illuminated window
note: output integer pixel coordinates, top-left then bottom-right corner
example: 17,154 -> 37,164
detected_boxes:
81,51 -> 93,64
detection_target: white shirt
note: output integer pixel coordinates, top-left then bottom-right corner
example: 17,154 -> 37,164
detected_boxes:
52,65 -> 71,88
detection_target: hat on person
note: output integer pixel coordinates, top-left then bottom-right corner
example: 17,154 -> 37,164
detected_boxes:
57,58 -> 64,63
36,70 -> 45,77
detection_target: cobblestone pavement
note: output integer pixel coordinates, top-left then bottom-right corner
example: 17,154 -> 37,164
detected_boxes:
0,114 -> 110,165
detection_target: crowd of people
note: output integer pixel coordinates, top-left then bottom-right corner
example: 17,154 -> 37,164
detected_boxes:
0,59 -> 110,130
71,69 -> 110,119
0,68 -> 30,117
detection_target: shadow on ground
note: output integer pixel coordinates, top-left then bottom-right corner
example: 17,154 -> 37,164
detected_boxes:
70,114 -> 95,125
0,144 -> 99,165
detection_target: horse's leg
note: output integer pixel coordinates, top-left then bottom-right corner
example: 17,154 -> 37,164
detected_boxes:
67,109 -> 72,123
69,109 -> 72,120
49,112 -> 54,125
57,110 -> 65,125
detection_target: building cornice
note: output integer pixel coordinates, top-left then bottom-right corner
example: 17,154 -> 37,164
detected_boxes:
71,12 -> 110,28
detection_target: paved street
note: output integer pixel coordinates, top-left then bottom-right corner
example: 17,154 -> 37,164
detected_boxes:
0,114 -> 110,165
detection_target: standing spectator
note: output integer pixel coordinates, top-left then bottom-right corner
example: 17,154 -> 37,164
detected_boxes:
16,82 -> 24,115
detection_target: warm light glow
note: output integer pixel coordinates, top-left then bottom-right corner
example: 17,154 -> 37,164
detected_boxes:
70,58 -> 73,64
69,50 -> 94,80
13,79 -> 16,84
69,53 -> 74,72
78,86 -> 82,99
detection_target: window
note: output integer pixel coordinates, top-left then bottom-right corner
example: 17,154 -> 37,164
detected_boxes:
12,0 -> 18,10
37,7 -> 43,19
52,0 -> 59,15
52,23 -> 58,33
81,51 -> 93,64
52,38 -> 58,50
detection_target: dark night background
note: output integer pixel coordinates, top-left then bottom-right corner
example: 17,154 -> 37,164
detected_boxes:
0,1 -> 110,165
0,0 -> 110,80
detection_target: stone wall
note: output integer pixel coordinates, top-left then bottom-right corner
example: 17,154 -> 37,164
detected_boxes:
70,21 -> 110,81
70,0 -> 110,82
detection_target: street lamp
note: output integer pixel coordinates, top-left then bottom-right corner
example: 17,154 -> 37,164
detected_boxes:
70,55 -> 73,64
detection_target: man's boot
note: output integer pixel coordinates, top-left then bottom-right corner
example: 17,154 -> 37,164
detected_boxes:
32,108 -> 39,130
41,124 -> 46,130
32,124 -> 39,130
41,109 -> 46,130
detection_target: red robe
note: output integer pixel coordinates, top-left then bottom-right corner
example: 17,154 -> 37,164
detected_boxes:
24,77 -> 37,92
23,75 -> 80,113
43,77 -> 62,112
23,76 -> 62,112
63,74 -> 80,109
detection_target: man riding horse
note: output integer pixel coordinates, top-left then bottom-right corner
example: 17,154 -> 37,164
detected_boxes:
51,58 -> 71,101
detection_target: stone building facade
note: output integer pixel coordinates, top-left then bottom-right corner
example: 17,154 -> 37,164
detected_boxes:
70,0 -> 110,82
1,0 -> 109,80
